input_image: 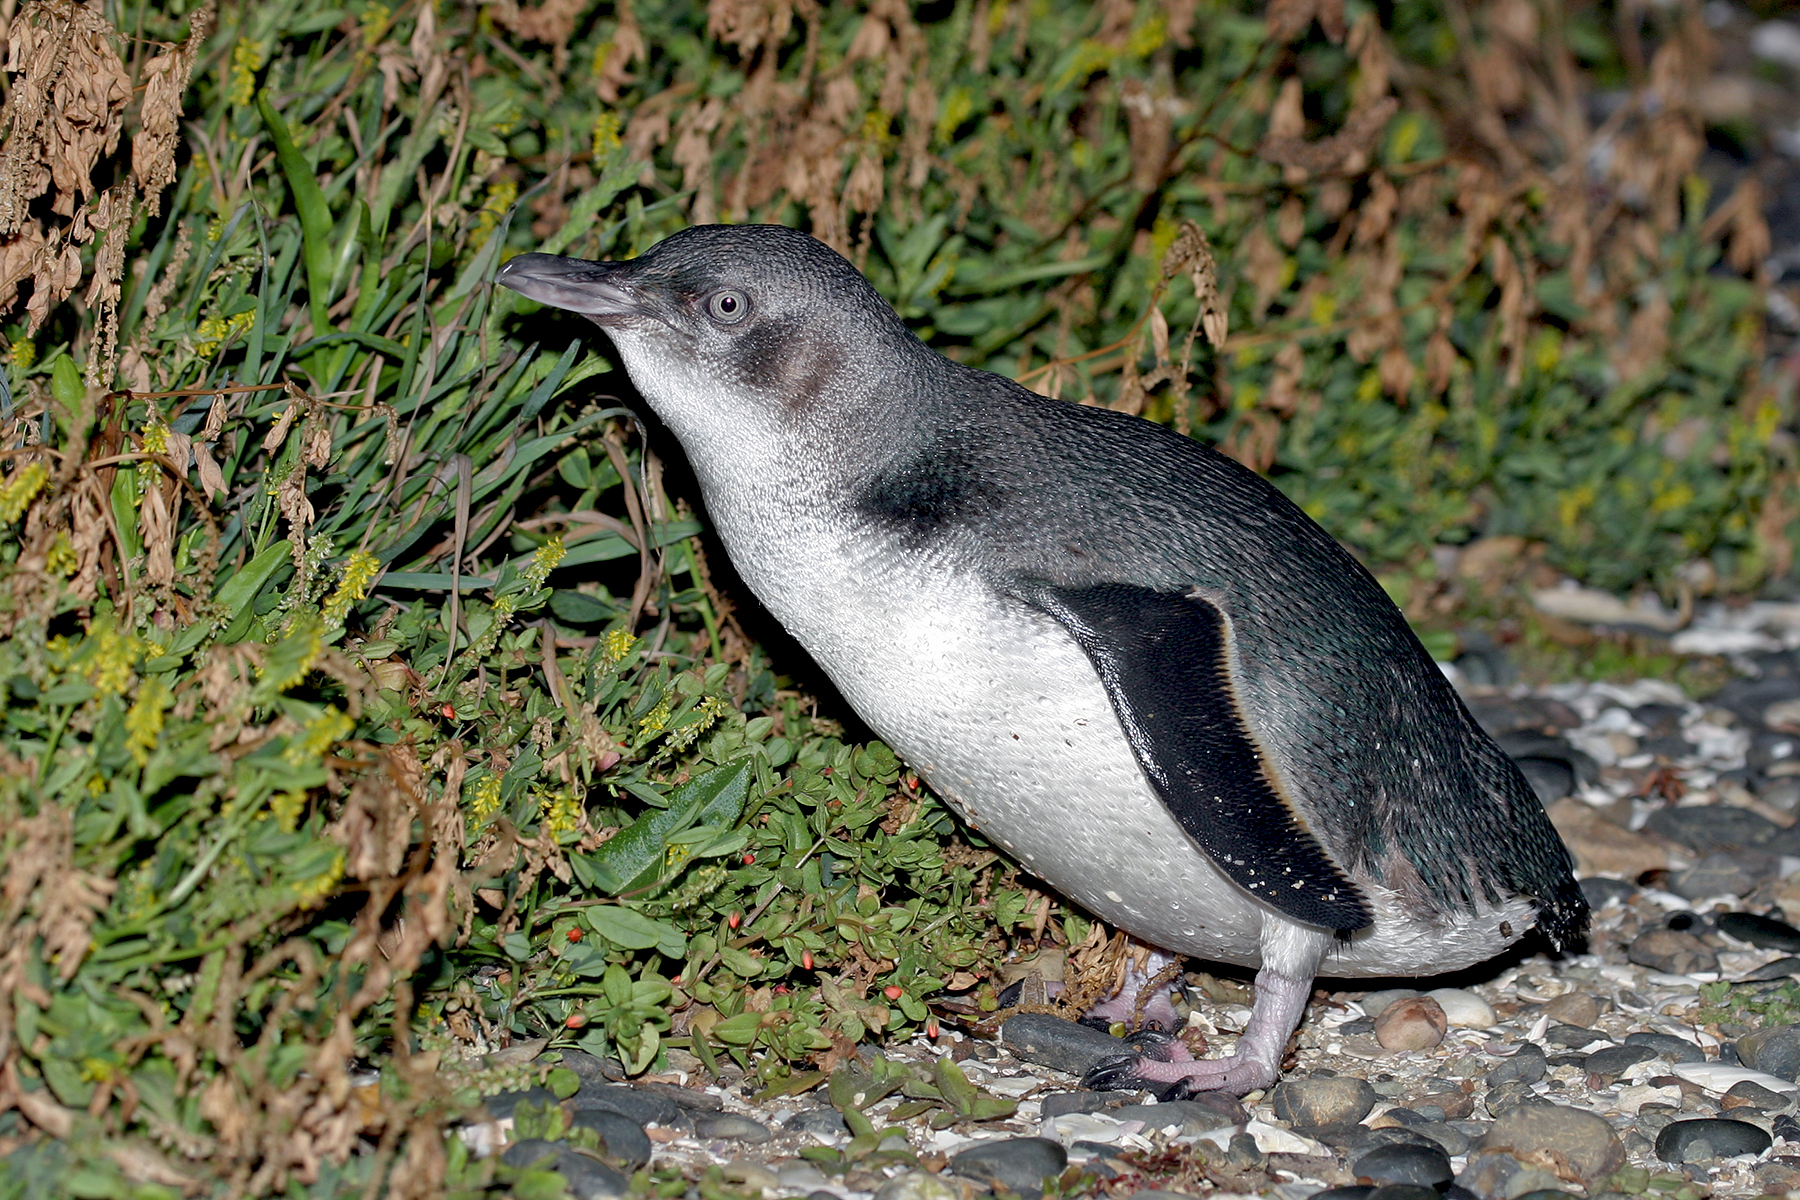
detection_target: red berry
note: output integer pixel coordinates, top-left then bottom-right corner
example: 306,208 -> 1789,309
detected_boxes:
802,950 -> 814,970
441,704 -> 457,719
728,912 -> 741,930
567,928 -> 582,942
884,985 -> 903,1001
927,1018 -> 939,1039
742,852 -> 755,865
774,984 -> 788,995
565,1013 -> 586,1028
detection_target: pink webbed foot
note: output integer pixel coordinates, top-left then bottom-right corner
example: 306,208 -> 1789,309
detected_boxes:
1080,948 -> 1184,1033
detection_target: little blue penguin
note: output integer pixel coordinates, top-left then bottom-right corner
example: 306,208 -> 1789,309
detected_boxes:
496,224 -> 1587,1095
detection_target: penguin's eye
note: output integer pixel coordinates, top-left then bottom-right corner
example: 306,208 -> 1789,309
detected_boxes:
705,289 -> 751,325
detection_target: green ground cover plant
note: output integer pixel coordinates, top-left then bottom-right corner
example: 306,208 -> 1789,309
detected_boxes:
0,0 -> 1787,1194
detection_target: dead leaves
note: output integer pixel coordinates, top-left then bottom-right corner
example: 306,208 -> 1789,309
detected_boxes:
0,2 -> 207,384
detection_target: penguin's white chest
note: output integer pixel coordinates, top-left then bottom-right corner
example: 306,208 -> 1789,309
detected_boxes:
722,526 -> 1276,966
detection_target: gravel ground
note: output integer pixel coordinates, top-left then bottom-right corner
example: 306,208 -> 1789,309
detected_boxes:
445,600 -> 1800,1200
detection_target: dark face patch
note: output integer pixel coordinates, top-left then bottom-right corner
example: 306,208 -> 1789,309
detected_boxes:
724,323 -> 848,414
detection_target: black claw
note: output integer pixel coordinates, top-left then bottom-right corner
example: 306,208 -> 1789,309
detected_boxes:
1159,1076 -> 1204,1102
1122,1028 -> 1180,1059
1080,1053 -> 1145,1092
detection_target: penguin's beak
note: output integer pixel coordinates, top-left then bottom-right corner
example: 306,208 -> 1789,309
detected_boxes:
496,253 -> 639,319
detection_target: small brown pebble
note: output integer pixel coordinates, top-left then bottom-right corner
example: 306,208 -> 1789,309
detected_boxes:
1374,996 -> 1447,1052
1542,991 -> 1601,1027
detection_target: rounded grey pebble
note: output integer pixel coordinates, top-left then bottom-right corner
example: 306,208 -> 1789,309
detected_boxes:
501,1138 -> 563,1168
552,1152 -> 630,1200
1479,1103 -> 1623,1184
1643,805 -> 1778,854
1718,911 -> 1800,952
568,1109 -> 651,1168
1624,1032 -> 1705,1064
1040,1090 -> 1135,1119
1578,877 -> 1636,909
1655,1117 -> 1772,1163
1584,1044 -> 1657,1078
785,1106 -> 849,1135
1514,757 -> 1574,806
1737,1025 -> 1800,1081
1627,929 -> 1719,975
1112,1096 -> 1246,1135
872,1171 -> 958,1200
949,1137 -> 1068,1193
1308,1189 -> 1373,1200
1365,1187 -> 1439,1200
570,1084 -> 681,1126
1486,1043 -> 1547,1087
1273,1076 -> 1378,1127
1001,1013 -> 1131,1077
805,1191 -> 842,1200
482,1086 -> 561,1120
1670,853 -> 1763,899
693,1112 -> 772,1143
1742,956 -> 1800,983
1352,1141 -> 1452,1188
1512,1192 -> 1582,1200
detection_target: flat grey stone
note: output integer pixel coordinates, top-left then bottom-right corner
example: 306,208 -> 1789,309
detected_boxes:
1743,956 -> 1800,982
1274,1076 -> 1377,1127
693,1112 -> 771,1143
1737,1024 -> 1800,1080
949,1137 -> 1068,1194
1626,928 -> 1718,975
872,1172 -> 958,1200
1485,1043 -> 1547,1087
1583,1044 -> 1657,1078
1644,805 -> 1778,853
482,1086 -> 561,1120
568,1108 -> 651,1168
1351,1141 -> 1452,1188
1479,1103 -> 1622,1184
1001,1013 -> 1132,1077
1111,1096 -> 1246,1135
785,1106 -> 849,1135
1624,1031 -> 1705,1063
1578,877 -> 1636,909
569,1084 -> 681,1126
1654,1117 -> 1772,1163
1719,911 -> 1800,952
1040,1090 -> 1136,1118
552,1151 -> 630,1200
501,1138 -> 564,1168
1670,852 -> 1765,899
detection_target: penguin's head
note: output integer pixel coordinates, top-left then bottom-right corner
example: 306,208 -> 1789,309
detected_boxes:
497,225 -> 923,463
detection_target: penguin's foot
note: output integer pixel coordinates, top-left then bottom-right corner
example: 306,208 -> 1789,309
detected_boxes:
1078,947 -> 1182,1032
1079,959 -> 1314,1098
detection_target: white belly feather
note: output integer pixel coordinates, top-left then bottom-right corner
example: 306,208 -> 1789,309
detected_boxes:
712,508 -> 1534,979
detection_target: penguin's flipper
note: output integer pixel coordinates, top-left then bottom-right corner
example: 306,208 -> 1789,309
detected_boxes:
1013,581 -> 1373,933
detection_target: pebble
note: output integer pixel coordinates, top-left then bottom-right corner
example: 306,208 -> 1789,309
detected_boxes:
1718,912 -> 1800,952
1541,992 -> 1601,1027
482,1086 -> 562,1119
1722,1079 -> 1792,1112
1273,1076 -> 1378,1127
1585,1043 -> 1659,1079
1579,876 -> 1638,908
1742,956 -> 1800,982
949,1137 -> 1068,1194
1362,990 -> 1419,1019
1374,997 -> 1447,1052
1478,1103 -> 1624,1184
873,1172 -> 959,1200
1627,928 -> 1720,975
501,1140 -> 629,1199
692,1113 -> 772,1143
1426,988 -> 1497,1028
1654,1118 -> 1774,1163
1735,1025 -> 1800,1080
1112,1096 -> 1246,1135
1624,1031 -> 1706,1064
1670,852 -> 1763,899
1001,1014 -> 1132,1077
568,1109 -> 652,1168
1643,805 -> 1779,853
1486,1043 -> 1547,1086
785,1107 -> 849,1135
569,1084 -> 682,1127
1351,1141 -> 1453,1188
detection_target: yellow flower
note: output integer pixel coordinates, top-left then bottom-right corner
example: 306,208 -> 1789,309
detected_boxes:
474,181 -> 519,240
125,676 -> 173,766
87,620 -> 147,697
271,789 -> 307,833
468,775 -> 503,824
0,461 -> 48,522
287,706 -> 354,766
592,110 -> 623,157
9,339 -> 34,369
540,790 -> 581,841
228,40 -> 264,107
323,549 -> 381,624
598,627 -> 636,672
522,535 -> 565,590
